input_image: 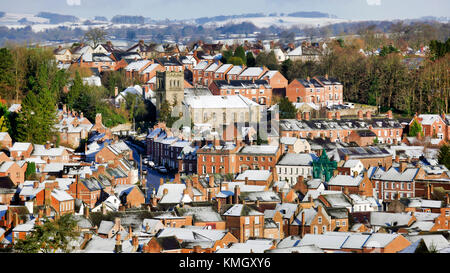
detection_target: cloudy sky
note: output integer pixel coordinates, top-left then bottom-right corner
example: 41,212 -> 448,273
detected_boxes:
0,0 -> 448,21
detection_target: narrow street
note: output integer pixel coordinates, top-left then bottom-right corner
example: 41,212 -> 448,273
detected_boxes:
125,140 -> 175,202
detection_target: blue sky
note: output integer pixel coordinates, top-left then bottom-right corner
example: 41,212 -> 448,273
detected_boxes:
0,0 -> 449,20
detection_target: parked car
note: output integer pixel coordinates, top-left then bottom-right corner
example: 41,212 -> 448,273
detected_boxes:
157,166 -> 168,174
148,161 -> 155,168
344,102 -> 355,109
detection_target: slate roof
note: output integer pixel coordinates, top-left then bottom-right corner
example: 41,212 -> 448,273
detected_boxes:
277,153 -> 317,166
179,206 -> 223,222
222,204 -> 264,217
235,170 -> 271,181
240,191 -> 281,203
280,118 -> 402,133
370,211 -> 413,227
239,67 -> 265,77
184,94 -> 259,109
370,167 -> 419,182
238,145 -> 279,155
213,80 -> 271,89
327,175 -> 364,187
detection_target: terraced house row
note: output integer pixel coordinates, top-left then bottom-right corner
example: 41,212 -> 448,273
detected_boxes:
280,110 -> 403,145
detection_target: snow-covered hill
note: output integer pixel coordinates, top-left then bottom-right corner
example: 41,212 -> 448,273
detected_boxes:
202,16 -> 351,29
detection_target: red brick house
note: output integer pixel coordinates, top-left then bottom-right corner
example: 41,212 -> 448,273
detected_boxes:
0,132 -> 12,149
288,204 -> 332,237
209,79 -> 273,105
410,113 -> 448,143
0,177 -> 16,205
0,161 -> 26,186
114,185 -> 145,208
68,176 -> 105,208
369,164 -> 421,202
327,173 -> 374,197
9,142 -> 33,160
34,182 -> 75,215
221,204 -> 264,243
259,70 -> 288,98
197,140 -> 240,175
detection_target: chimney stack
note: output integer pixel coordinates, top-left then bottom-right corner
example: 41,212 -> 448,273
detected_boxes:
335,111 -> 341,120
399,162 -> 407,173
95,113 -> 103,126
132,235 -> 139,250
327,111 -> 333,120
365,111 -> 372,120
358,110 -> 363,120
13,212 -> 19,228
115,233 -> 122,253
128,226 -> 133,240
304,111 -> 310,121
209,175 -> 215,188
84,205 -> 90,219
296,111 -> 302,120
387,110 -> 393,120
234,186 -> 240,204
301,210 -> 305,237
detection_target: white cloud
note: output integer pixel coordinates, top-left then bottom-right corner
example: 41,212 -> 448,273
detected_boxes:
366,0 -> 381,5
66,0 -> 81,6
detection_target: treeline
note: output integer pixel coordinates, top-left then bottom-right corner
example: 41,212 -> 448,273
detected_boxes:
111,15 -> 145,24
279,38 -> 450,116
36,12 -> 79,24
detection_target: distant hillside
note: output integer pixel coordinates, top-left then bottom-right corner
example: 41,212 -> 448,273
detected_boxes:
287,11 -> 336,18
195,13 -> 265,24
36,12 -> 79,24
94,16 -> 108,22
111,15 -> 145,24
0,12 -> 5,18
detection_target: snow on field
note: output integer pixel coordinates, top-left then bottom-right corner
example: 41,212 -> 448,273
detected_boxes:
0,13 -> 50,25
0,12 -> 352,33
203,16 -> 351,29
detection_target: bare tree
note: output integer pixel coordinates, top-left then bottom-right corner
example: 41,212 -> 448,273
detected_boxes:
83,28 -> 107,48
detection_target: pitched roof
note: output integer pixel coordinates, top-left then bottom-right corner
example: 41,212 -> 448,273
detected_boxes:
235,170 -> 271,181
222,204 -> 264,217
277,153 -> 317,166
328,175 -> 364,187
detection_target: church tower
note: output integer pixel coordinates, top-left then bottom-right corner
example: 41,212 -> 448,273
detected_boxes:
155,70 -> 184,111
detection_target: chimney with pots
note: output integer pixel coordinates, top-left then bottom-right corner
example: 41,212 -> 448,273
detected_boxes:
296,111 -> 302,120
358,110 -> 364,120
84,205 -> 89,219
387,110 -> 393,120
115,233 -> 122,253
366,111 -> 372,120
399,162 -> 407,173
304,112 -> 310,121
95,113 -> 103,126
132,236 -> 139,251
327,111 -> 333,120
209,175 -> 215,188
335,111 -> 341,120
234,186 -> 240,204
